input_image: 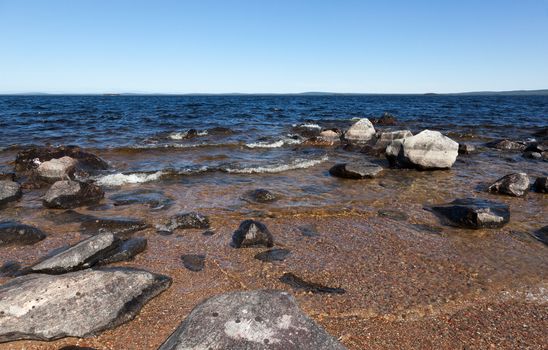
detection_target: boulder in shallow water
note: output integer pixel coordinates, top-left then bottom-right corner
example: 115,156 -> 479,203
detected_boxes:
0,267 -> 171,342
430,198 -> 510,229
36,156 -> 78,181
80,216 -> 149,238
157,290 -> 346,350
488,173 -> 530,197
15,145 -> 108,173
0,180 -> 22,206
533,177 -> 547,193
110,188 -> 173,210
0,221 -> 46,247
43,180 -> 104,209
242,189 -> 278,203
386,130 -> 459,170
232,220 -> 274,248
329,161 -> 383,179
344,118 -> 376,142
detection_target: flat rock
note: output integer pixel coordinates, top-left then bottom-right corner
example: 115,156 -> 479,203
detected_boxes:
181,254 -> 205,272
254,248 -> 291,262
488,173 -> 530,197
0,221 -> 46,247
329,161 -> 383,179
485,139 -> 527,151
280,273 -> 346,294
0,267 -> 171,342
15,145 -> 108,173
532,226 -> 547,245
97,237 -> 147,265
43,180 -> 104,209
430,198 -> 510,229
242,189 -> 278,203
80,216 -> 149,238
344,118 -> 376,142
157,290 -> 346,350
110,189 -> 173,210
158,212 -> 210,234
232,220 -> 274,248
386,130 -> 459,169
37,156 -> 78,181
0,180 -> 22,206
533,177 -> 547,193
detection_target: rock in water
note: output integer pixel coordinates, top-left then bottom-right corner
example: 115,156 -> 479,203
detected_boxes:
36,156 -> 78,181
458,143 -> 476,154
157,290 -> 346,350
232,220 -> 274,248
386,130 -> 459,170
329,161 -> 383,179
164,212 -> 210,232
242,189 -> 278,203
43,180 -> 104,209
96,237 -> 147,265
488,173 -> 530,197
80,216 -> 149,238
0,267 -> 171,342
110,188 -> 173,210
374,112 -> 398,125
254,249 -> 291,262
280,273 -> 346,294
344,118 -> 376,142
532,226 -> 547,245
0,221 -> 46,247
0,180 -> 22,206
430,198 -> 510,229
371,130 -> 413,153
533,177 -> 547,193
14,145 -> 108,173
485,139 -> 527,151
181,254 -> 206,272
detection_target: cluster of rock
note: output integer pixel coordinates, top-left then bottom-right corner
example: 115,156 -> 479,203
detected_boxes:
486,138 -> 548,161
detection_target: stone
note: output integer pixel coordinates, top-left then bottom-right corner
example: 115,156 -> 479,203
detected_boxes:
488,173 -> 530,197
110,188 -> 173,210
458,143 -> 476,154
386,130 -> 459,170
485,139 -> 527,151
43,180 -> 104,209
157,290 -> 346,350
0,221 -> 46,247
80,216 -> 149,238
532,226 -> 547,245
0,267 -> 171,342
159,212 -> 210,234
373,112 -> 398,125
242,189 -> 278,203
373,130 -> 413,152
292,123 -> 322,138
378,209 -> 409,221
317,129 -> 342,144
231,220 -> 274,248
0,261 -> 22,276
15,145 -> 108,173
36,156 -> 78,181
181,254 -> 205,272
254,249 -> 291,262
329,161 -> 383,179
0,180 -> 22,206
298,225 -> 319,237
430,198 -> 510,229
344,118 -> 376,142
280,273 -> 346,294
533,177 -> 547,193
96,237 -> 147,265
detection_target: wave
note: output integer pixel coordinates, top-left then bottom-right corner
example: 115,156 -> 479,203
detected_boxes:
245,136 -> 303,149
168,130 -> 208,140
223,155 -> 328,174
292,123 -> 321,129
95,171 -> 164,186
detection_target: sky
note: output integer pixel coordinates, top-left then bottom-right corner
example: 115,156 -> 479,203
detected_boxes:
1,0 -> 548,94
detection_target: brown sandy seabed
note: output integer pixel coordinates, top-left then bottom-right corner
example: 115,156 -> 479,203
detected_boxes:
0,155 -> 547,350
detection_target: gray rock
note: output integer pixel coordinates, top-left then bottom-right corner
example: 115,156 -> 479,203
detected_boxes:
110,189 -> 173,210
374,130 -> 413,150
485,139 -> 527,151
232,220 -> 274,248
373,112 -> 398,125
158,212 -> 210,234
181,254 -> 205,272
96,237 -> 147,265
0,221 -> 46,247
386,130 -> 459,170
29,233 -> 120,274
0,267 -> 171,342
0,180 -> 22,206
344,118 -> 376,142
254,249 -> 291,262
488,173 -> 530,197
458,143 -> 476,154
242,189 -> 278,203
80,216 -> 149,238
533,177 -> 547,193
157,290 -> 346,350
329,161 -> 383,179
430,198 -> 510,229
43,180 -> 104,209
14,146 -> 108,173
36,156 -> 78,181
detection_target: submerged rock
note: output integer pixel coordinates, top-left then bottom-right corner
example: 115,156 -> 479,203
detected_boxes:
36,156 -> 78,181
97,237 -> 147,265
181,254 -> 205,272
430,198 -> 510,229
232,220 -> 274,248
280,273 -> 346,294
298,225 -> 320,237
0,180 -> 22,206
532,226 -> 547,245
488,173 -> 530,197
0,267 -> 171,342
485,139 -> 527,151
0,221 -> 46,247
80,216 -> 149,238
386,130 -> 459,170
159,212 -> 210,234
110,188 -> 173,210
378,209 -> 409,221
291,123 -> 322,138
344,118 -> 376,142
157,290 -> 346,350
15,145 -> 108,173
43,180 -> 104,209
329,161 -> 383,179
533,177 -> 547,193
242,189 -> 278,203
254,248 -> 291,262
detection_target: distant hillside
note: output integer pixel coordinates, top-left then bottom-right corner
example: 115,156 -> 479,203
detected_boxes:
452,89 -> 548,96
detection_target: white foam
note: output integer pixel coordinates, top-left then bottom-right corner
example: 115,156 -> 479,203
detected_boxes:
245,137 -> 302,149
292,123 -> 321,129
225,155 -> 328,174
96,171 -> 164,186
168,132 -> 187,140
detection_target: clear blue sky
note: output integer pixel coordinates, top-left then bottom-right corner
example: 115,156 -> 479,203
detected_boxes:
1,0 -> 547,94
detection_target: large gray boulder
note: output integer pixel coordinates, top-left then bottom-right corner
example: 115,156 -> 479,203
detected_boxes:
158,290 -> 346,350
36,156 -> 78,181
488,173 -> 530,197
0,268 -> 171,342
43,180 -> 104,209
0,221 -> 46,247
0,180 -> 22,206
329,161 -> 383,179
430,198 -> 510,229
344,118 -> 376,142
386,130 -> 459,169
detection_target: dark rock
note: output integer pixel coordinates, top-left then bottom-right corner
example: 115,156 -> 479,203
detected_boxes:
485,139 -> 527,151
298,225 -> 319,237
0,172 -> 15,181
110,189 -> 173,210
292,123 -> 322,138
157,290 -> 346,350
0,267 -> 171,342
378,209 -> 409,221
533,177 -> 547,193
15,145 -> 108,173
532,226 -> 547,245
159,212 -> 210,234
488,173 -> 530,197
47,210 -> 95,224
280,273 -> 346,294
254,248 -> 291,262
43,180 -> 104,209
80,216 -> 149,238
458,143 -> 476,154
97,237 -> 147,265
0,221 -> 46,247
207,126 -> 233,135
523,151 -> 542,160
373,112 -> 398,125
0,261 -> 21,276
329,161 -> 383,179
202,230 -> 215,236
181,254 -> 205,272
411,224 -> 443,234
242,189 -> 278,203
430,198 -> 510,229
0,180 -> 22,206
231,220 -> 274,248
